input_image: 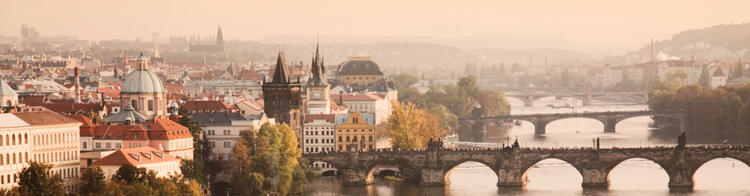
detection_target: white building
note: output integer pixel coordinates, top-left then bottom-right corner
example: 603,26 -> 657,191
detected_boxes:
0,110 -> 82,193
332,92 -> 392,124
0,78 -> 18,107
711,66 -> 728,89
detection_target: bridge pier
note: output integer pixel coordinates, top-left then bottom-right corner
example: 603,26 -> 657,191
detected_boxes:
534,121 -> 548,134
523,99 -> 534,107
667,170 -> 695,192
341,169 -> 372,186
420,168 -> 447,186
496,168 -> 527,187
603,120 -> 616,133
581,168 -> 609,188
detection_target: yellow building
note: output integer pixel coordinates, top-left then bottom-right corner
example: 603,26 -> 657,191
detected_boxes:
334,112 -> 376,152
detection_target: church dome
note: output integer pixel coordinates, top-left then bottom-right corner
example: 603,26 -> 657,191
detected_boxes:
122,69 -> 165,94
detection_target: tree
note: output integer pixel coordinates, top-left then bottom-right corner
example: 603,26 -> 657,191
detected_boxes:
387,101 -> 447,150
476,90 -> 511,116
176,107 -> 213,189
79,167 -> 106,196
230,123 -> 307,195
114,163 -> 149,184
17,162 -> 63,196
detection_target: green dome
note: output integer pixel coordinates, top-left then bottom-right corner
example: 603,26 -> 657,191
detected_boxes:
122,69 -> 165,94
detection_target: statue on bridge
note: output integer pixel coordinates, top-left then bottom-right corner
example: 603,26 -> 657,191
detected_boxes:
512,138 -> 520,149
428,138 -> 444,150
677,132 -> 686,149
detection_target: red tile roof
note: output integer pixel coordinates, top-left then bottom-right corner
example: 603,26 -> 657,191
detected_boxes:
66,114 -> 96,136
94,124 -> 146,140
238,69 -> 261,80
12,111 -> 81,126
93,147 -> 178,166
180,100 -> 234,112
34,103 -> 104,115
144,118 -> 192,140
304,114 -> 335,123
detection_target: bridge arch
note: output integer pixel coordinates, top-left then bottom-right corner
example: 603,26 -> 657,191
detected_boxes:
692,156 -> 750,189
309,160 -> 340,177
607,157 -> 670,190
541,117 -> 606,134
521,158 -> 583,189
443,160 -> 498,185
364,157 -> 421,183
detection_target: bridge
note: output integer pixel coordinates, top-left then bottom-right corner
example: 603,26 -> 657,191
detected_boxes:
462,111 -> 684,134
502,88 -> 648,106
303,146 -> 750,191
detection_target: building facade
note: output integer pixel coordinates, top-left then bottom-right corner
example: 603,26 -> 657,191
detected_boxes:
262,52 -> 302,132
334,112 -> 376,152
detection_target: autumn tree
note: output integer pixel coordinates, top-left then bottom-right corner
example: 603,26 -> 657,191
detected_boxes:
388,101 -> 448,150
79,167 -> 106,196
17,162 -> 63,196
230,123 -> 307,195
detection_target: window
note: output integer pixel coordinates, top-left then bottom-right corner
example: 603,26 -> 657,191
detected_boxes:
115,143 -> 122,148
131,100 -> 137,110
82,142 -> 87,149
224,141 -> 231,148
105,143 -> 111,149
369,136 -> 373,142
338,136 -> 342,142
353,137 -> 357,142
95,142 -> 101,149
346,136 -> 350,142
148,100 -> 154,111
223,130 -> 230,136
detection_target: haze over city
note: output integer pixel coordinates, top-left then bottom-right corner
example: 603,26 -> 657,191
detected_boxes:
4,0 -> 750,55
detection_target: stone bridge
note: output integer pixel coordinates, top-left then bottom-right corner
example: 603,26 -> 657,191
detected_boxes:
463,111 -> 685,134
303,146 -> 750,191
504,89 -> 648,106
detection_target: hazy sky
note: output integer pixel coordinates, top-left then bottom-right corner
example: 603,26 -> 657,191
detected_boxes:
3,0 -> 750,47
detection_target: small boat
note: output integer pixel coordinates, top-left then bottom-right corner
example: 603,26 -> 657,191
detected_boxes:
385,175 -> 405,182
514,121 -> 522,126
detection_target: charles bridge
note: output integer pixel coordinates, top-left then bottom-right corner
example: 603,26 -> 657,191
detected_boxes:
461,110 -> 686,134
303,146 -> 750,191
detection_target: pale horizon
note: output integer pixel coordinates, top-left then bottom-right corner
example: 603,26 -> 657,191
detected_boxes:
3,0 -> 750,53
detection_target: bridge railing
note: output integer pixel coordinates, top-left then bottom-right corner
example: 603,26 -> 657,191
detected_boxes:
301,144 -> 750,157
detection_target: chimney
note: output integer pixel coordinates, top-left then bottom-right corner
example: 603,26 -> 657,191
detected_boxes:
74,67 -> 81,103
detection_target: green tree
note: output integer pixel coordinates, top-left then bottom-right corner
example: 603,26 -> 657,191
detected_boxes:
230,123 -> 307,195
17,162 -> 63,196
476,90 -> 510,116
79,167 -> 106,196
114,163 -> 149,184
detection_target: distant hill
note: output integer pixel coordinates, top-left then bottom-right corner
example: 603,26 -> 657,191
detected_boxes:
604,23 -> 750,64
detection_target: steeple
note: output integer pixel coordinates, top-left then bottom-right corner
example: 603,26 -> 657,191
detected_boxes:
272,52 -> 290,83
307,41 -> 328,86
216,25 -> 224,50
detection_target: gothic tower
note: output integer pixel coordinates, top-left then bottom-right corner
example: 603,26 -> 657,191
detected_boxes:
216,26 -> 224,51
263,52 -> 302,132
305,42 -> 331,114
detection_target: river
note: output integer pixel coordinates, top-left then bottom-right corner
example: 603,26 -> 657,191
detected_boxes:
304,98 -> 750,195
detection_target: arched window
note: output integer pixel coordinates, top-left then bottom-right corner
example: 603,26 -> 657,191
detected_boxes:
0,135 -> 3,146
12,153 -> 16,164
338,136 -> 342,142
369,136 -> 373,142
346,136 -> 350,142
24,134 -> 27,144
353,136 -> 357,142
12,134 -> 15,145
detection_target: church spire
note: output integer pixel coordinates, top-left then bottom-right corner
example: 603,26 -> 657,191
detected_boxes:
307,41 -> 328,86
272,52 -> 290,83
216,25 -> 224,50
